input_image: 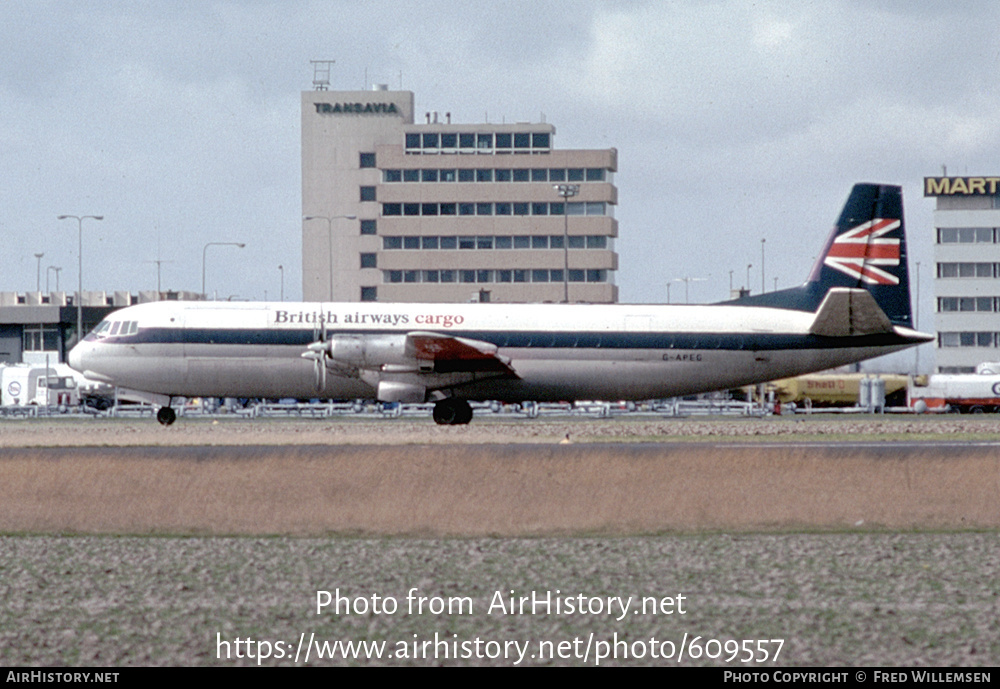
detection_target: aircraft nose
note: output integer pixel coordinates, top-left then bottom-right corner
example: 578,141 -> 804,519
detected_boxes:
67,341 -> 87,373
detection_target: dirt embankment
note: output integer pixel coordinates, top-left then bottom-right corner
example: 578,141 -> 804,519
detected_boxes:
2,442 -> 996,535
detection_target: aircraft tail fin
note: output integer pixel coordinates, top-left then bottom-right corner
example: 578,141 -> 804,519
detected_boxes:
727,183 -> 913,329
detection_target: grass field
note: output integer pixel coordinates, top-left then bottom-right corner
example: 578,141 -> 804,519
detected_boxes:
2,416 -> 997,666
1,534 -> 997,667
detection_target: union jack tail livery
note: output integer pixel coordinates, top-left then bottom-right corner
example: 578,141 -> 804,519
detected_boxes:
729,184 -> 913,329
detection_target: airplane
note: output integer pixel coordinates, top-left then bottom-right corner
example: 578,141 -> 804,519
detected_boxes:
69,183 -> 932,426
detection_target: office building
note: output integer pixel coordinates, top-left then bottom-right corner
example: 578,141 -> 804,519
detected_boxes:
301,86 -> 618,303
926,175 -> 1000,372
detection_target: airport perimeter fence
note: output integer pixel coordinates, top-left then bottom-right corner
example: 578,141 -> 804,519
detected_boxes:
0,397 -> 779,421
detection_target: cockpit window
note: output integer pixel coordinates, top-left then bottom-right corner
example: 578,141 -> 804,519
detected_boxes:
87,319 -> 138,340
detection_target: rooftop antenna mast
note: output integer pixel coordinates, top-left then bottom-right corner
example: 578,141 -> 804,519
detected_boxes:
310,60 -> 334,90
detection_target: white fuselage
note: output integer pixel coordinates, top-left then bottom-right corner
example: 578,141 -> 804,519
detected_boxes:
68,300 -> 925,403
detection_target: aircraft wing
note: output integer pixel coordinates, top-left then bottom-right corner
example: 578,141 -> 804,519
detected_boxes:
406,331 -> 519,376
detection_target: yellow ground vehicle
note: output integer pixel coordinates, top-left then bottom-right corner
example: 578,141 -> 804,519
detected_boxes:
769,373 -> 910,408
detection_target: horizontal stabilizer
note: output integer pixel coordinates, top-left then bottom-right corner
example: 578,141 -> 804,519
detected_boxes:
809,288 -> 894,337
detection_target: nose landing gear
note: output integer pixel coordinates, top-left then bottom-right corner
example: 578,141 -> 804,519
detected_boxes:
157,406 -> 177,426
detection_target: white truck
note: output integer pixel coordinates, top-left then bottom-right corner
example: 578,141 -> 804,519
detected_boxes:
909,373 -> 1000,414
0,363 -> 113,409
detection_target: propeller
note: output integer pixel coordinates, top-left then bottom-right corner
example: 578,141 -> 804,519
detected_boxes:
302,323 -> 328,392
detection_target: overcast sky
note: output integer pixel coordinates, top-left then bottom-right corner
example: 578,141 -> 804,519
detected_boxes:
3,1 -> 999,357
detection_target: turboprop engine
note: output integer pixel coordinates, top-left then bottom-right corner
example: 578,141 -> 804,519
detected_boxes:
324,334 -> 413,368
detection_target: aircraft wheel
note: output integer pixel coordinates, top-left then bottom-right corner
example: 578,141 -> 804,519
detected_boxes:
157,406 -> 177,426
433,399 -> 473,425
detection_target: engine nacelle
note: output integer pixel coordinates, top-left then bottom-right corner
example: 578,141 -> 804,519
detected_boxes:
327,334 -> 412,368
377,380 -> 426,403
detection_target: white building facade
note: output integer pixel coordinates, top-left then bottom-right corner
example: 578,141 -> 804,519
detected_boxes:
927,175 -> 1000,372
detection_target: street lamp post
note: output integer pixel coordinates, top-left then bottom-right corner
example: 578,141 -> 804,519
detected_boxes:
278,265 -> 284,302
47,266 -> 61,292
202,242 -> 245,299
761,238 -> 766,293
34,253 -> 44,292
675,277 -> 705,304
58,214 -> 103,344
915,261 -> 921,373
553,184 -> 579,303
303,215 -> 357,301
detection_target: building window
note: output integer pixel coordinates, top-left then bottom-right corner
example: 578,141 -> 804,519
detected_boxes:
938,297 -> 996,312
937,227 -> 994,243
937,332 -> 998,347
23,325 -> 60,352
383,169 -> 401,182
360,152 -> 376,168
360,286 -> 377,301
360,253 -> 377,269
360,186 -> 376,202
937,262 -> 997,278
360,220 -> 377,235
382,236 -> 402,250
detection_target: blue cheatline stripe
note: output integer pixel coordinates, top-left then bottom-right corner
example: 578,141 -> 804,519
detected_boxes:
101,327 -> 916,351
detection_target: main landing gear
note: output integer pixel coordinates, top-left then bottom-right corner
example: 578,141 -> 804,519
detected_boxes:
157,406 -> 177,426
432,398 -> 473,425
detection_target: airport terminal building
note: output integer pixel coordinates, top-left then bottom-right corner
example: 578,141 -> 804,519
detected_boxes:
301,86 -> 619,303
927,175 -> 1000,372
